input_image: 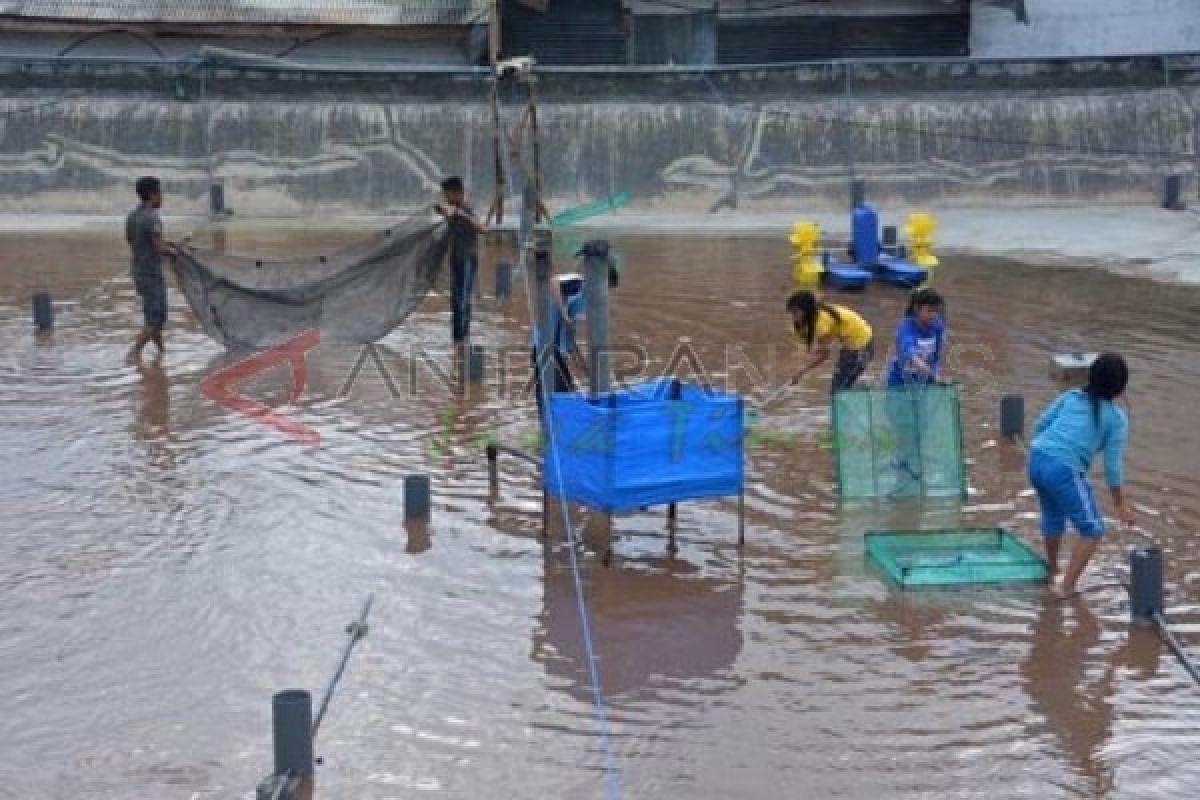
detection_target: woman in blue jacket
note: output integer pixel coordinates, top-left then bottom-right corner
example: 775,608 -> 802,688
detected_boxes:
1029,353 -> 1133,595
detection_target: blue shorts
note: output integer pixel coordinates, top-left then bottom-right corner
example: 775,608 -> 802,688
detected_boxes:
133,270 -> 167,331
1028,448 -> 1105,538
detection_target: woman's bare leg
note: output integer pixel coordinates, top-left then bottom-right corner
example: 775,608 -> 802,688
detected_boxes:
1060,538 -> 1100,595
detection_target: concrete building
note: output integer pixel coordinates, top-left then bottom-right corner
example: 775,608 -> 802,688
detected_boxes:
971,0 -> 1200,58
0,0 -> 490,64
501,0 -> 1199,66
504,0 -> 972,66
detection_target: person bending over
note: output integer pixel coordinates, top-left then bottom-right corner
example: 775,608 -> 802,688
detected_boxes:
1028,353 -> 1133,595
787,290 -> 874,394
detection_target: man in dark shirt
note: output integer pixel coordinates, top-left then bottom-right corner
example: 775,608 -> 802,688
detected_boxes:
434,176 -> 487,356
125,176 -> 176,361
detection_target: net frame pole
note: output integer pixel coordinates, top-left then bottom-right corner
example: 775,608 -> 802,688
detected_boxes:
667,378 -> 682,554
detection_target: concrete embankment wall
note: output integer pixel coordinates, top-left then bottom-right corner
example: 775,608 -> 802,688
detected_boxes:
0,56 -> 1196,216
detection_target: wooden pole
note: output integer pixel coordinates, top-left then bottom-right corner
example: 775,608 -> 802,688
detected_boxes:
488,0 -> 500,66
529,83 -> 551,223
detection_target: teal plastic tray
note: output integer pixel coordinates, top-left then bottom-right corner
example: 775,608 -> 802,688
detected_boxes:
865,528 -> 1048,589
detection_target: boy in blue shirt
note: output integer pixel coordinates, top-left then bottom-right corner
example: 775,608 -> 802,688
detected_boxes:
1028,353 -> 1134,595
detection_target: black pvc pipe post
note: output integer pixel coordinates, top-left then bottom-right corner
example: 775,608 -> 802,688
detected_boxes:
210,181 -> 226,216
494,261 -> 513,300
882,225 -> 897,249
467,344 -> 485,384
582,239 -> 612,397
1163,175 -> 1185,211
851,179 -> 866,210
1000,394 -> 1025,442
1130,547 -> 1164,628
32,292 -> 53,331
533,233 -> 555,428
737,397 -> 746,547
272,690 -> 314,779
531,211 -> 554,538
486,443 -> 498,496
666,379 -> 681,553
404,475 -> 431,523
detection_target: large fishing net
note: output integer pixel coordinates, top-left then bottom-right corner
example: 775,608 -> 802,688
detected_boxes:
172,212 -> 449,350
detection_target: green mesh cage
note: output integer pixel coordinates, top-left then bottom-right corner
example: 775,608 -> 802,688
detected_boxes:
866,529 -> 1048,589
831,384 -> 967,502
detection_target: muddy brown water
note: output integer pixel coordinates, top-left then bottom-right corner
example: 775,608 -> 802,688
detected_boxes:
1,226 -> 1199,799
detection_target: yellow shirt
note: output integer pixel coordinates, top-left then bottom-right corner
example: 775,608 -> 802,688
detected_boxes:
807,305 -> 873,351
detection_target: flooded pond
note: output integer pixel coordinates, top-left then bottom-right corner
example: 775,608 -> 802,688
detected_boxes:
1,224 -> 1199,799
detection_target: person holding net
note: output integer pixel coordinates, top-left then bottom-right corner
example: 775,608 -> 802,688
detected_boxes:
125,176 -> 177,362
884,288 -> 949,488
886,288 -> 946,388
1028,353 -> 1133,595
434,176 -> 487,358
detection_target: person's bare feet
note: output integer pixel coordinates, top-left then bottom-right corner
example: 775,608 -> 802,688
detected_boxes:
1047,578 -> 1079,600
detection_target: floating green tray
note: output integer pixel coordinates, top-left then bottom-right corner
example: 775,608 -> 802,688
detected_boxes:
865,528 -> 1048,589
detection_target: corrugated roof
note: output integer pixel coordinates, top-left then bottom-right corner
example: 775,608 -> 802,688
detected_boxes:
0,1 -> 489,26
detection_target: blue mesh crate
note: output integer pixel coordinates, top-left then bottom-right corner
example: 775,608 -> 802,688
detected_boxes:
866,529 -> 1048,589
832,384 -> 967,502
544,380 -> 744,513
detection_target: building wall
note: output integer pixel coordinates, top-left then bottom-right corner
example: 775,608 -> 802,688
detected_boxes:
0,60 -> 1192,216
972,0 -> 1200,58
0,29 -> 478,64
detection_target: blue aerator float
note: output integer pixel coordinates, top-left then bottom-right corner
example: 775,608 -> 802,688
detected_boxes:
791,207 -> 940,292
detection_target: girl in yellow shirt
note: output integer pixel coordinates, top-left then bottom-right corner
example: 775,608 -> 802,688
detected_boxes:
787,290 -> 875,393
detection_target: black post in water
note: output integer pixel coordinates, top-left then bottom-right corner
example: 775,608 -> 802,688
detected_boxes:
468,344 -> 486,384
666,379 -> 682,553
851,179 -> 866,210
1130,547 -> 1164,628
1000,394 -> 1025,442
486,443 -> 499,496
210,181 -> 226,216
404,475 -> 431,523
533,236 -> 555,427
32,292 -> 53,331
495,262 -> 513,300
273,690 -> 314,779
737,397 -> 746,547
1163,175 -> 1185,211
581,240 -> 612,397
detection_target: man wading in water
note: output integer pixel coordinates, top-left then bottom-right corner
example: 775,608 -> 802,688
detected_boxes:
126,176 -> 177,362
435,176 -> 488,365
